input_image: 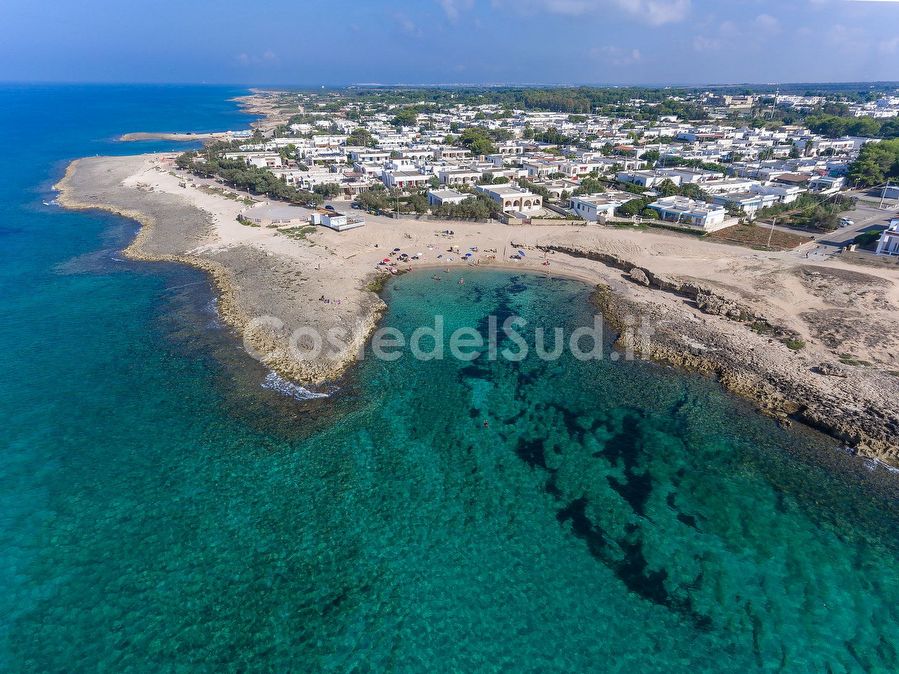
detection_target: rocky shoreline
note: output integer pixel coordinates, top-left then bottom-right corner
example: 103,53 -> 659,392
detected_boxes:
570,248 -> 899,466
54,156 -> 387,387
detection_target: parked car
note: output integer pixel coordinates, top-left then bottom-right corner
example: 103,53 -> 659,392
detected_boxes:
840,217 -> 854,227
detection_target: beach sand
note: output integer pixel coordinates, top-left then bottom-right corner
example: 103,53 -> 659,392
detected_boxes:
55,152 -> 899,464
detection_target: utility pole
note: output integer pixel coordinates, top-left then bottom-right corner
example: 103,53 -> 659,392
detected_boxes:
878,180 -> 891,210
766,217 -> 777,250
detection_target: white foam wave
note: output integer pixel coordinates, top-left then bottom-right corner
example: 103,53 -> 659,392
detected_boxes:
262,372 -> 330,401
863,457 -> 899,475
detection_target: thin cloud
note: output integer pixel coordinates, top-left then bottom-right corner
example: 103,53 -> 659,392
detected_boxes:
592,45 -> 643,65
393,12 -> 423,37
437,0 -> 475,20
494,0 -> 691,25
236,50 -> 279,66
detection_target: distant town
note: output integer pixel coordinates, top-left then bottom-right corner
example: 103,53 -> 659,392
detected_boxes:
173,84 -> 899,257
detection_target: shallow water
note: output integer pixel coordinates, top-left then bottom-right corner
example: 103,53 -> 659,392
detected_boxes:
1,86 -> 898,672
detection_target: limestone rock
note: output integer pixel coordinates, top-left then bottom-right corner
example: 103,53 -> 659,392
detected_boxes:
629,267 -> 650,286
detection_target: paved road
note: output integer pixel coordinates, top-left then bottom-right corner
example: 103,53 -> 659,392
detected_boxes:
762,192 -> 899,260
815,201 -> 897,249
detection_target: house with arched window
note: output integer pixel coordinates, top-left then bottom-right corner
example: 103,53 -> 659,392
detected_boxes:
476,185 -> 543,214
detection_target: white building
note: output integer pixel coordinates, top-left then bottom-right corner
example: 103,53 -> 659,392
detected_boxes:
665,167 -> 725,184
382,170 -> 431,190
310,210 -> 365,232
435,147 -> 472,161
750,183 -> 804,204
808,175 -> 845,194
438,167 -> 482,186
647,196 -> 728,232
524,160 -> 563,179
477,185 -> 542,213
427,189 -> 469,207
711,191 -> 779,217
349,149 -> 391,163
876,219 -> 899,256
701,178 -> 760,195
616,169 -> 686,188
223,152 -> 283,169
569,194 -> 626,222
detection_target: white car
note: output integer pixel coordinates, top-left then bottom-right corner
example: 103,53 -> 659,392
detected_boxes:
840,217 -> 854,227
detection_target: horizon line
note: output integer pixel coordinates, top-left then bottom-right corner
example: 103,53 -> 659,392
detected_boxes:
1,79 -> 898,90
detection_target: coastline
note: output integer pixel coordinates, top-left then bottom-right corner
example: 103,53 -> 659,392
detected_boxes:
119,131 -> 238,142
53,91 -> 899,465
54,156 -> 386,387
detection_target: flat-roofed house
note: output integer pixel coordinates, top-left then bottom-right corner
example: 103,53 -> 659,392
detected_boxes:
569,194 -> 627,222
617,169 -> 682,188
223,152 -> 283,169
438,167 -> 482,186
349,149 -> 391,163
477,185 -> 542,213
808,175 -> 845,194
382,170 -> 431,190
427,188 -> 469,207
647,196 -> 728,232
435,147 -> 471,161
711,191 -> 779,217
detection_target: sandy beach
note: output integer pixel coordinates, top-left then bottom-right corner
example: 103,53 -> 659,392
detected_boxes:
55,151 -> 899,464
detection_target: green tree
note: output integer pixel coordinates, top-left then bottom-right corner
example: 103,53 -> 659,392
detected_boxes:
657,179 -> 679,197
617,198 -> 651,217
391,108 -> 418,128
356,189 -> 390,212
347,128 -> 375,147
458,127 -> 497,156
313,183 -> 341,198
641,149 -> 660,164
848,139 -> 899,187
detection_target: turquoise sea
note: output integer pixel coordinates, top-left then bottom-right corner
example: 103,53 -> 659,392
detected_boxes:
1,85 -> 898,672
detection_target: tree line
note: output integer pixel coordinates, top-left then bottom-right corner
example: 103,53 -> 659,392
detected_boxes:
176,152 -> 324,206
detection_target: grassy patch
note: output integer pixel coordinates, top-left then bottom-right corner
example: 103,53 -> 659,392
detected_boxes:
279,225 -> 318,241
783,338 -> 806,351
750,320 -> 775,335
605,220 -> 649,230
838,353 -> 872,366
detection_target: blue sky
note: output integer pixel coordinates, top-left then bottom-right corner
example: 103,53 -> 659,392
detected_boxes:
1,0 -> 898,85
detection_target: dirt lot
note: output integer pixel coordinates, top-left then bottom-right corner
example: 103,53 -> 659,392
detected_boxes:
707,223 -> 814,251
